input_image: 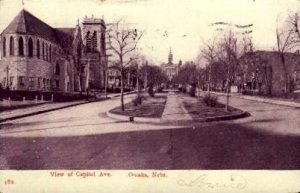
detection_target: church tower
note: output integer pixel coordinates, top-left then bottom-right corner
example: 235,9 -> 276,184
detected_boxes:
82,15 -> 106,54
81,15 -> 107,90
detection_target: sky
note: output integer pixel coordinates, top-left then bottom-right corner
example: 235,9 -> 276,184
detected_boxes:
0,0 -> 299,64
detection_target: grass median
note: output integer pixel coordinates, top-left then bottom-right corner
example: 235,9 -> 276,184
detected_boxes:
110,94 -> 167,118
181,94 -> 245,121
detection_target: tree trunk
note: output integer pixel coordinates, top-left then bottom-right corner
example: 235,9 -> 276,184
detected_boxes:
208,65 -> 211,97
78,72 -> 82,93
226,56 -> 231,112
280,53 -> 289,95
226,80 -> 230,112
121,71 -> 124,111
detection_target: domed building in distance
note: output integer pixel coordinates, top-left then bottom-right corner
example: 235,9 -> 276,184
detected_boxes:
161,49 -> 181,81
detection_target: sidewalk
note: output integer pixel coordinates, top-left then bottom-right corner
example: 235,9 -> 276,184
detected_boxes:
161,91 -> 192,123
199,91 -> 300,108
0,100 -> 89,122
0,91 -> 138,123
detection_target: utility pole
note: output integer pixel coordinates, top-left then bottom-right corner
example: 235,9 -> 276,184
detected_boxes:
136,62 -> 139,98
144,70 -> 147,92
104,54 -> 112,98
104,69 -> 108,98
86,58 -> 90,100
104,55 -> 108,99
226,67 -> 230,112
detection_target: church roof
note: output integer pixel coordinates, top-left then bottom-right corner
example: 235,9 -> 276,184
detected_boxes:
55,28 -> 76,51
1,9 -> 58,43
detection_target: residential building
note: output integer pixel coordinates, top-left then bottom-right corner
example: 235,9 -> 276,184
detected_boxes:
107,62 -> 137,91
239,50 -> 300,96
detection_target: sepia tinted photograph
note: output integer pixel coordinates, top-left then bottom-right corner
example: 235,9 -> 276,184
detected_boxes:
0,0 -> 300,173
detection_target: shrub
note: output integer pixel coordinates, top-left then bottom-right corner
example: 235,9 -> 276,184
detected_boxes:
157,87 -> 164,93
148,85 -> 155,97
190,84 -> 196,97
203,94 -> 218,107
133,95 -> 143,106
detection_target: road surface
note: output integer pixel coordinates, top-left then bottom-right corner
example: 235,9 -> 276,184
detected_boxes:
0,94 -> 299,169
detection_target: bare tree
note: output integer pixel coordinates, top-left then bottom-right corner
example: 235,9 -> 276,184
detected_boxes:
201,38 -> 218,96
275,16 -> 296,94
173,61 -> 199,96
200,23 -> 254,111
107,19 -> 143,111
219,29 -> 238,111
289,12 -> 300,42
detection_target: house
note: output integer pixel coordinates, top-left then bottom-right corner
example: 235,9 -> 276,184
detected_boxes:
107,62 -> 138,92
239,50 -> 300,96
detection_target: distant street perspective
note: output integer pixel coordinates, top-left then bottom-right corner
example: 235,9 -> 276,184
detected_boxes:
1,90 -> 300,169
0,0 -> 300,170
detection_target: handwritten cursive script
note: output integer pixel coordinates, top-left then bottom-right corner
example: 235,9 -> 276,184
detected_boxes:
177,174 -> 247,189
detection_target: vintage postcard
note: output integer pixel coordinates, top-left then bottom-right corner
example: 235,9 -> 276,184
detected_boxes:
0,0 -> 300,192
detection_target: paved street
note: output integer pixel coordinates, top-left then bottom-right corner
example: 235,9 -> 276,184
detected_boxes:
0,93 -> 299,169
216,94 -> 300,136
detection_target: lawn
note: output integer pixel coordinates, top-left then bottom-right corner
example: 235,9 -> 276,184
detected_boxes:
110,94 -> 167,118
181,94 -> 244,120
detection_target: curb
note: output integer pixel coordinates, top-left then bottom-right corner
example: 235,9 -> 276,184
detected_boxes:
240,95 -> 300,108
202,111 -> 250,122
106,111 -> 162,124
112,91 -> 137,98
106,110 -> 249,124
106,92 -> 249,125
0,98 -> 108,123
203,91 -> 300,108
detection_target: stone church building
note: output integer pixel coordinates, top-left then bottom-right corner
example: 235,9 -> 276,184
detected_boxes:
0,9 -> 107,93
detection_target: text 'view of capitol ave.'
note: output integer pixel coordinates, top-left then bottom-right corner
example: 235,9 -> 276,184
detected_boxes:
1,0 -> 300,181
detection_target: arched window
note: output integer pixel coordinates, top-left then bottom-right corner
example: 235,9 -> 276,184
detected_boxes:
2,37 -> 6,57
92,31 -> 97,52
45,44 -> 48,61
37,40 -> 40,58
55,62 -> 60,75
47,44 -> 49,61
28,38 -> 33,57
49,45 -> 52,62
42,42 -> 44,60
86,31 -> 91,52
9,36 -> 14,56
18,37 -> 24,56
